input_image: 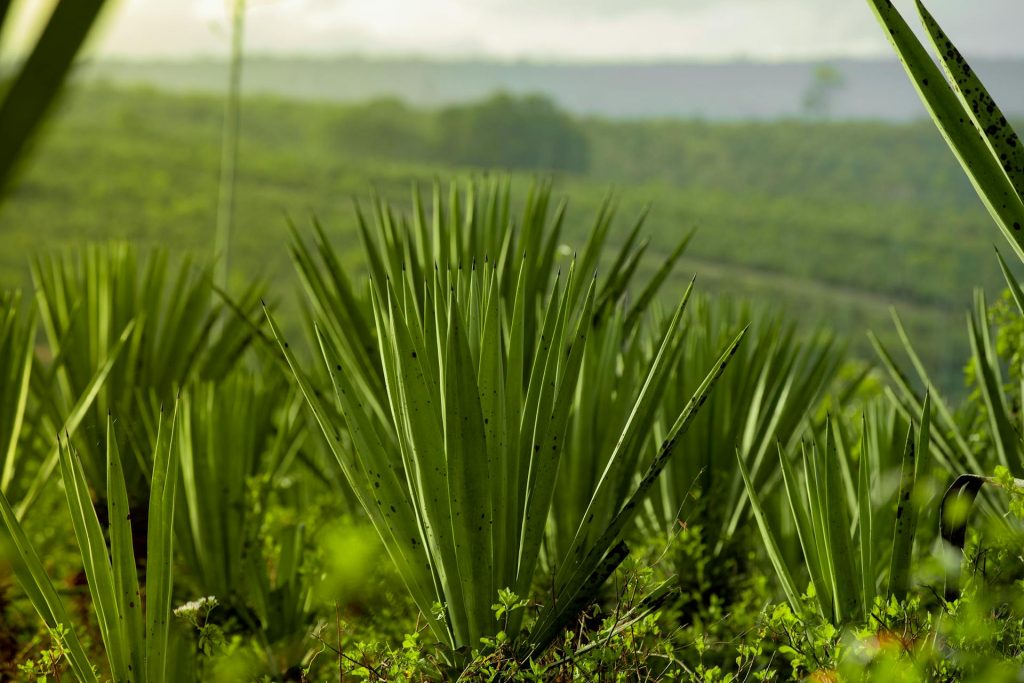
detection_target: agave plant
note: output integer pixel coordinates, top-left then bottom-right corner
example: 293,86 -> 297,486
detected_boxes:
291,180 -> 692,564
274,180 -> 744,660
0,289 -> 136,513
175,371 -> 317,670
175,373 -> 301,601
637,296 -> 853,552
535,245 -> 714,565
869,0 -> 1024,476
867,0 -> 1024,484
549,299 -> 662,562
0,410 -> 180,681
872,279 -> 1024,534
867,0 -> 1024,265
739,398 -> 932,625
869,0 -> 1024,600
873,280 -> 1024,595
0,292 -> 35,494
29,243 -> 260,511
0,0 -> 126,515
289,180 -> 689,392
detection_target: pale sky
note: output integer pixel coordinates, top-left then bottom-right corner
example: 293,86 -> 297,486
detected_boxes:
8,0 -> 1024,61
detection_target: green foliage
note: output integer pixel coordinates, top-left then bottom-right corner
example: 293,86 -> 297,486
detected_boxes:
29,243 -> 259,508
0,84 -> 1005,392
0,291 -> 34,493
0,409 -> 180,681
437,93 -> 590,173
8,1 -> 1024,670
867,0 -> 1024,264
752,572 -> 1024,682
174,370 -> 320,669
739,399 -> 933,626
639,296 -> 851,553
275,180 -> 745,661
16,624 -> 76,681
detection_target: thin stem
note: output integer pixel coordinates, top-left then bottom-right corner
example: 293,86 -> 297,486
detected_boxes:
214,0 -> 246,291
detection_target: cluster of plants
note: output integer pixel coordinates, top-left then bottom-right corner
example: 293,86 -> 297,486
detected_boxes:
0,181 -> 783,678
6,1 -> 1024,681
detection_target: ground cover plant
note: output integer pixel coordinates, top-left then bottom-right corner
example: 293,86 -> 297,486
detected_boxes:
8,1 -> 1024,681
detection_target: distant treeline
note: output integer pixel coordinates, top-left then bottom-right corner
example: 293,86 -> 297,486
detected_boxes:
81,56 -> 1024,120
326,94 -> 590,173
212,88 -> 989,211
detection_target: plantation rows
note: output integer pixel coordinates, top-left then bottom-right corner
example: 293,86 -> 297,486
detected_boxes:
0,84 -> 1007,394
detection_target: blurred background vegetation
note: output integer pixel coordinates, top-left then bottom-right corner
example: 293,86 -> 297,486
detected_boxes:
1,78 -> 1017,393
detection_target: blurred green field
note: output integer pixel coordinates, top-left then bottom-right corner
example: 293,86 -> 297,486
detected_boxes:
0,84 -> 1007,392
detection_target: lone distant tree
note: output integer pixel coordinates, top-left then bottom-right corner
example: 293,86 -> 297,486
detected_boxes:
802,64 -> 846,120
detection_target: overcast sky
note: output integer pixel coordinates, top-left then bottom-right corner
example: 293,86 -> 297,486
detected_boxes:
9,0 -> 1024,61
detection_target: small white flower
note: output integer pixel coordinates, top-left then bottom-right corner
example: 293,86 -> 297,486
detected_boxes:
173,596 -> 219,622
